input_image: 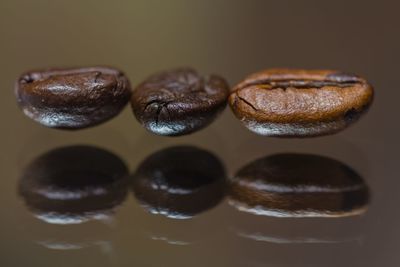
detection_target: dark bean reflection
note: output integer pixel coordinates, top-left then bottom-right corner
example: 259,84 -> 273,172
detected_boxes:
132,146 -> 226,219
18,145 -> 129,224
229,153 -> 369,218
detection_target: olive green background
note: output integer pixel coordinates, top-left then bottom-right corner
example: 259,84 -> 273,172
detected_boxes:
0,0 -> 398,266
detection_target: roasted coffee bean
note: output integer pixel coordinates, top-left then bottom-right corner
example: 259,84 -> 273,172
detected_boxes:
228,153 -> 369,218
132,146 -> 226,219
131,68 -> 229,136
18,146 -> 129,224
229,69 -> 374,137
15,67 -> 131,129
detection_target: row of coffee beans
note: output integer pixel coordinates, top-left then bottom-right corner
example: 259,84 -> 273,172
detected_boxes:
15,67 -> 374,137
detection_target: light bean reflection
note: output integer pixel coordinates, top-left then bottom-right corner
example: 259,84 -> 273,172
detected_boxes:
227,153 -> 370,247
228,153 -> 369,218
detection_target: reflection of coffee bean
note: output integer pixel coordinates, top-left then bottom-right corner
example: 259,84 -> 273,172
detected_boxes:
229,153 -> 369,217
18,146 -> 129,224
132,146 -> 226,218
229,69 -> 374,137
15,67 -> 131,129
131,68 -> 230,136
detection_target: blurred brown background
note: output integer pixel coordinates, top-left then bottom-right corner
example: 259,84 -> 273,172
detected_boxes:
0,0 -> 398,266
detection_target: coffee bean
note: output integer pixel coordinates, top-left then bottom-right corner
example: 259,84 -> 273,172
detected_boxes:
229,69 -> 374,137
15,67 -> 131,129
131,68 -> 229,136
18,146 -> 129,224
132,146 -> 226,219
228,153 -> 369,217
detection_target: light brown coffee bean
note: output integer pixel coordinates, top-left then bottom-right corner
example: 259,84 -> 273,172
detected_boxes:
229,69 -> 374,137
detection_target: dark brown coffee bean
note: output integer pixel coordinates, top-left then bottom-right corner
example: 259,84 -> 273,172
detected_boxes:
18,146 -> 129,224
229,69 -> 374,137
15,67 -> 131,129
228,153 -> 369,218
131,68 -> 229,136
132,146 -> 226,219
